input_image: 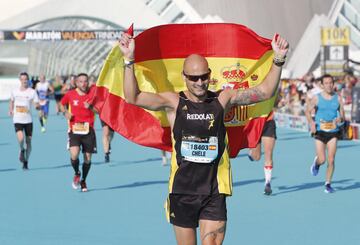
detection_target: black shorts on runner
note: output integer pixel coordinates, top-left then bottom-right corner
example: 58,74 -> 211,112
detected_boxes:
68,127 -> 97,153
167,193 -> 227,228
54,94 -> 63,102
14,123 -> 33,137
262,119 -> 277,139
314,131 -> 340,144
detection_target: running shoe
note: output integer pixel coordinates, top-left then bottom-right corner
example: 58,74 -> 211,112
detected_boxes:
310,156 -> 320,176
19,149 -> 25,163
80,180 -> 88,192
105,153 -> 110,163
72,174 -> 81,189
324,184 -> 335,193
22,161 -> 28,170
264,183 -> 272,195
41,127 -> 46,133
247,149 -> 255,162
247,154 -> 255,162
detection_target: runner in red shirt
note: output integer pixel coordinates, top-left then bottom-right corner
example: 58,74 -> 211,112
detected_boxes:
247,93 -> 282,195
247,111 -> 277,195
60,73 -> 97,192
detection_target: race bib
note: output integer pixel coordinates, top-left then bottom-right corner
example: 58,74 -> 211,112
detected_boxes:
319,120 -> 336,132
181,136 -> 218,163
72,122 -> 90,135
15,106 -> 29,113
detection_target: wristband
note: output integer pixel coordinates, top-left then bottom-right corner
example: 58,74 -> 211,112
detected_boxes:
273,55 -> 286,67
273,54 -> 286,66
124,58 -> 135,66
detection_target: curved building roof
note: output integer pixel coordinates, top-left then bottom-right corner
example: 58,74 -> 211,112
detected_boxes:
187,0 -> 334,50
0,0 -> 165,29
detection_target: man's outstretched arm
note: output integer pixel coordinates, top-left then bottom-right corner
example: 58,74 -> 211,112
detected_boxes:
220,34 -> 289,107
119,33 -> 177,111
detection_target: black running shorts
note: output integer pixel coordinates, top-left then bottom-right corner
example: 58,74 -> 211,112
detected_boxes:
262,119 -> 277,139
54,94 -> 63,102
167,193 -> 227,228
68,127 -> 97,153
314,131 -> 340,144
14,123 -> 33,137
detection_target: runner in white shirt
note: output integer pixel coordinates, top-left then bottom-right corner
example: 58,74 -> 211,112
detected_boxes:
9,72 -> 40,169
35,74 -> 54,133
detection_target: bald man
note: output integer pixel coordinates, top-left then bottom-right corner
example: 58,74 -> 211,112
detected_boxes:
119,33 -> 288,245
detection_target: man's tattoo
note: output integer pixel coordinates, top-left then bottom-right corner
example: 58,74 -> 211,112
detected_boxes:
202,223 -> 226,242
236,88 -> 266,105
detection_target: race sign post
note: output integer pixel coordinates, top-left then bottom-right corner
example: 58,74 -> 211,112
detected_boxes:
320,27 -> 350,78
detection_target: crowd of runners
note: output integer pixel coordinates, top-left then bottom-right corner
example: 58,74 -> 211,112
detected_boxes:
8,72 -> 114,191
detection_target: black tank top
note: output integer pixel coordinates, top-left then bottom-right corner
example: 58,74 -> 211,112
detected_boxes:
168,91 -> 232,195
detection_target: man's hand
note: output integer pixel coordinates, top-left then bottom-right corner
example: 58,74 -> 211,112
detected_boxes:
334,117 -> 343,125
310,121 -> 316,134
8,110 -> 13,117
64,111 -> 72,120
271,34 -> 289,59
84,102 -> 97,113
119,33 -> 135,60
84,101 -> 91,109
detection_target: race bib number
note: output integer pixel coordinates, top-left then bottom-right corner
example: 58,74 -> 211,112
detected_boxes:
72,122 -> 90,135
181,136 -> 218,163
15,106 -> 29,113
320,120 -> 336,132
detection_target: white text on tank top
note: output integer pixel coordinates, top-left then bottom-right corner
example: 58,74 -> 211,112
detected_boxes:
180,112 -> 218,163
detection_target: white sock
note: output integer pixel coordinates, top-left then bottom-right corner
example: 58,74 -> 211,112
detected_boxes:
264,165 -> 273,184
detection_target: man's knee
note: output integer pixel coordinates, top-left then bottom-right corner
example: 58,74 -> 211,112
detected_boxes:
201,221 -> 226,245
25,136 -> 32,144
70,147 -> 80,160
84,153 -> 92,163
327,156 -> 335,165
317,156 -> 326,165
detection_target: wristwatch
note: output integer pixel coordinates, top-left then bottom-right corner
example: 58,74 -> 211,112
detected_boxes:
124,59 -> 135,66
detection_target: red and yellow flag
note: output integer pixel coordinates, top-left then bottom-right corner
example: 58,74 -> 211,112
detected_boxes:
93,23 -> 276,157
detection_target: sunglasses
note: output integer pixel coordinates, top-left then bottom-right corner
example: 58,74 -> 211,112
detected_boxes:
183,69 -> 211,82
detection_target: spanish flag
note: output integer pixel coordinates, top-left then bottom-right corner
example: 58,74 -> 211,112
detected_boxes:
93,23 -> 276,158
